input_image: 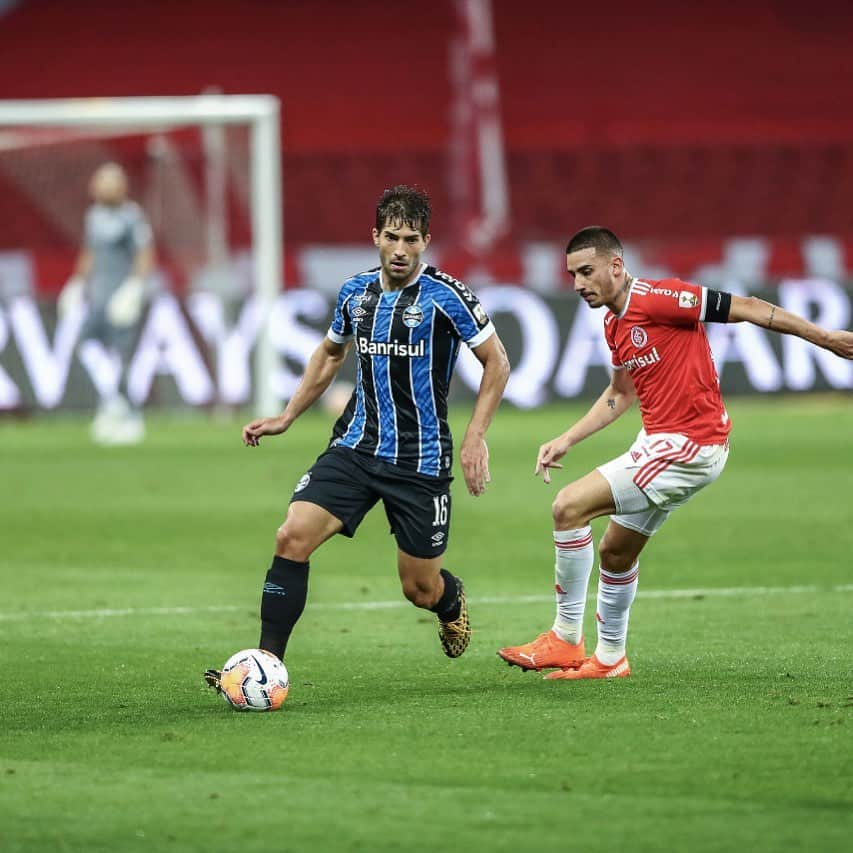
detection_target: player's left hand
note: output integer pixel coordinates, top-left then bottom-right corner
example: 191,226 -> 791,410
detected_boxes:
825,329 -> 853,359
460,435 -> 490,497
107,276 -> 145,327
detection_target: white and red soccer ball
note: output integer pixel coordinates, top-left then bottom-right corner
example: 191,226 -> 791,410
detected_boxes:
218,649 -> 289,711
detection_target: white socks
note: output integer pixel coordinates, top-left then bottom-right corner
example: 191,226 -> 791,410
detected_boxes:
594,563 -> 639,665
551,526 -> 594,645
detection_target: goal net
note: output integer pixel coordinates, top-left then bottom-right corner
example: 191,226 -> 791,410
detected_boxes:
0,96 -> 282,415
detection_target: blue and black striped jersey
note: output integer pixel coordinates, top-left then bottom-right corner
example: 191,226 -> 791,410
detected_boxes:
326,263 -> 495,477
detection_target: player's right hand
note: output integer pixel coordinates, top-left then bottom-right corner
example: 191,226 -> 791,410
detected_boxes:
242,416 -> 287,446
534,435 -> 571,484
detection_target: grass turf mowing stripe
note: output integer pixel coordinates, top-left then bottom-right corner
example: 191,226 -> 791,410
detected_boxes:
0,582 -> 851,622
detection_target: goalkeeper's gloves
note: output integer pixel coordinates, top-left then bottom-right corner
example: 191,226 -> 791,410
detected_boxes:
203,669 -> 223,693
106,276 -> 146,328
57,276 -> 86,318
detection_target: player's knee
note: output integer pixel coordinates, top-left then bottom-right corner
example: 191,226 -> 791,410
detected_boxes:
552,489 -> 586,529
274,521 -> 311,562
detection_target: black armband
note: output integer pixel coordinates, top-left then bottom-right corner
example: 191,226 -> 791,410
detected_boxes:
704,289 -> 732,323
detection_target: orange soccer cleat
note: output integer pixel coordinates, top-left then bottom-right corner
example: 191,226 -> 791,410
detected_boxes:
497,630 -> 585,672
544,654 -> 631,680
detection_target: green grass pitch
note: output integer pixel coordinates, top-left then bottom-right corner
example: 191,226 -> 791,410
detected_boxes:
0,397 -> 851,852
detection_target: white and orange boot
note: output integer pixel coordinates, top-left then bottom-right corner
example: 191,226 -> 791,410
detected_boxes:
544,654 -> 631,680
498,631 -> 585,672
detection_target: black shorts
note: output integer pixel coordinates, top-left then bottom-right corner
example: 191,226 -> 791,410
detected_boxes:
289,446 -> 452,559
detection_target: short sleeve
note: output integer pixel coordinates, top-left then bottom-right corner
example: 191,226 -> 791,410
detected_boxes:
640,279 -> 706,327
327,284 -> 355,344
431,270 -> 495,348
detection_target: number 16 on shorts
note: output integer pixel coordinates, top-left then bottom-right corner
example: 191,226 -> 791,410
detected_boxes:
430,492 -> 450,550
432,494 -> 449,526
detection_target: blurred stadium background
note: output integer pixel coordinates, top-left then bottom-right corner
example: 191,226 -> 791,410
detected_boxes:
0,0 -> 851,413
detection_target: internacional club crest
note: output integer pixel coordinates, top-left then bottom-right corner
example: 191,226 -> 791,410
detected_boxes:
630,326 -> 648,348
402,305 -> 424,328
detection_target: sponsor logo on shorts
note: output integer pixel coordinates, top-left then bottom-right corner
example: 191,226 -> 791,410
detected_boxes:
294,472 -> 311,493
630,326 -> 648,348
402,305 -> 424,327
431,531 -> 446,546
679,291 -> 699,308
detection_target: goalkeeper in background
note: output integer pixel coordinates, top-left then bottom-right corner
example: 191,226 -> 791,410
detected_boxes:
59,162 -> 154,444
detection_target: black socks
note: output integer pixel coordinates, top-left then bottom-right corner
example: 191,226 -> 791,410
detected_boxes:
259,555 -> 310,660
430,568 -> 462,623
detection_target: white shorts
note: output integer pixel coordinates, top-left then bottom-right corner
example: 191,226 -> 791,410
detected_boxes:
597,430 -> 729,536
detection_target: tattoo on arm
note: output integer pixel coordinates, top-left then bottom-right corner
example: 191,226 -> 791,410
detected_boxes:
607,398 -> 616,410
768,306 -> 776,330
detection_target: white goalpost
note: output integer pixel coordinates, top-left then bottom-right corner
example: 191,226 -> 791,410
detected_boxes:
0,95 -> 283,415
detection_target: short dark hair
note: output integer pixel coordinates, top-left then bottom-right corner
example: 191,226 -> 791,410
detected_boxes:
566,226 -> 623,257
375,185 -> 431,236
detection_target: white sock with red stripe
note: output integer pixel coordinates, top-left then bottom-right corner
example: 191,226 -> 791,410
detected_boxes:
594,562 -> 639,665
551,526 -> 594,645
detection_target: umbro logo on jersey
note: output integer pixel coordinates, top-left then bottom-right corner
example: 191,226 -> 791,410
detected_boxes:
352,306 -> 367,318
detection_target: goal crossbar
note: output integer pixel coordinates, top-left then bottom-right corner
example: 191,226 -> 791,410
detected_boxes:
0,95 -> 284,415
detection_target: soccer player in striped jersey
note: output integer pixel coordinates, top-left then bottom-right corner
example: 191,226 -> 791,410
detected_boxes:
498,226 -> 853,679
205,186 -> 509,692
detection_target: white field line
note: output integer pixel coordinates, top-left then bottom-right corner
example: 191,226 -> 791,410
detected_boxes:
0,584 -> 851,623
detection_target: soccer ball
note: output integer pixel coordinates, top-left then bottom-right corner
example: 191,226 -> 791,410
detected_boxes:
219,649 -> 289,711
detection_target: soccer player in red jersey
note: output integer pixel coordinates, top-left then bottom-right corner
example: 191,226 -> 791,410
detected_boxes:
498,226 -> 853,679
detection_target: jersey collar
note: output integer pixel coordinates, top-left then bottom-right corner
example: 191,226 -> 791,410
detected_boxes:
614,278 -> 645,319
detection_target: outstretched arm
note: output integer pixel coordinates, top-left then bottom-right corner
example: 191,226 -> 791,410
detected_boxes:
535,366 -> 636,484
460,333 -> 511,496
243,337 -> 351,446
728,295 -> 853,359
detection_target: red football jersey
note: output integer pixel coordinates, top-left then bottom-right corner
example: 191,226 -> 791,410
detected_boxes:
603,278 -> 731,445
